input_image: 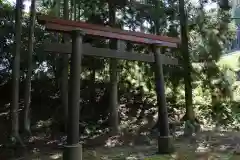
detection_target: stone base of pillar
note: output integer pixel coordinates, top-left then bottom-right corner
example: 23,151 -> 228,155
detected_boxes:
63,143 -> 82,160
157,136 -> 174,154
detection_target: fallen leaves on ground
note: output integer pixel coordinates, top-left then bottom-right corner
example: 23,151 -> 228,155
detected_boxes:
3,130 -> 240,160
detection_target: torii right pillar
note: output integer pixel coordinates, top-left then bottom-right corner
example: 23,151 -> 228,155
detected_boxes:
153,45 -> 174,154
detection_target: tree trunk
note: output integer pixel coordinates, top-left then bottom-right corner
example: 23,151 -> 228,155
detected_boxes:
73,0 -> 76,20
78,3 -> 81,20
61,0 -> 69,132
108,0 -> 119,135
152,0 -> 167,130
179,0 -> 201,136
172,78 -> 179,108
11,0 -> 24,146
23,0 -> 36,135
179,0 -> 195,121
70,0 -> 73,20
90,61 -> 96,103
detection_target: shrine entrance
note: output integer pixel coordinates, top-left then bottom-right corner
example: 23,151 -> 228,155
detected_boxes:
37,15 -> 180,160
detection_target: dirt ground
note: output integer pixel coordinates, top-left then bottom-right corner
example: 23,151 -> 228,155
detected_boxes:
2,130 -> 240,160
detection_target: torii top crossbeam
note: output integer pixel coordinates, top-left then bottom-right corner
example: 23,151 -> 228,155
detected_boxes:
37,15 -> 180,48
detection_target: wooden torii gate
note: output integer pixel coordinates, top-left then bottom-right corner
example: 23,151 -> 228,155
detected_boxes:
37,15 -> 180,160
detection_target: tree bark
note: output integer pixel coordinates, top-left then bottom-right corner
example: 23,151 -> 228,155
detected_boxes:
73,0 -> 76,20
152,0 -> 167,130
70,0 -> 73,20
90,61 -> 96,103
11,0 -> 24,146
23,0 -> 36,135
108,0 -> 119,135
78,3 -> 81,20
61,0 -> 70,132
179,0 -> 195,121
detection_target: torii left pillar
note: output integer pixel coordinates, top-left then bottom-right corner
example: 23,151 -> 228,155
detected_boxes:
63,30 -> 84,160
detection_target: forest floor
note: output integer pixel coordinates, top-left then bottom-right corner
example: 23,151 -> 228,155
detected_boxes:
1,130 -> 240,160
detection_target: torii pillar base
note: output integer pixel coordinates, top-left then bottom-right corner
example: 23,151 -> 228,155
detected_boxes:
63,144 -> 82,160
157,136 -> 174,154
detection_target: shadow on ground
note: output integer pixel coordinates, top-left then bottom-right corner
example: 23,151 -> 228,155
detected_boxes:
1,130 -> 240,160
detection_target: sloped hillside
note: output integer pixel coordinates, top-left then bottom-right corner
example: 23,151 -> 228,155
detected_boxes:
218,51 -> 240,71
218,51 -> 240,101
